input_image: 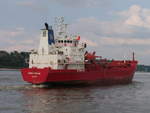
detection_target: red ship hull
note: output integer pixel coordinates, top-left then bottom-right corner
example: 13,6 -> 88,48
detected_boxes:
21,60 -> 137,85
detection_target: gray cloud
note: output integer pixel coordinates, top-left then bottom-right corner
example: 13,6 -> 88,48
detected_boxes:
16,0 -> 48,13
49,0 -> 112,8
0,28 -> 39,52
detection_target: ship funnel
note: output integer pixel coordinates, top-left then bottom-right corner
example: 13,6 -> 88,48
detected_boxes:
45,23 -> 49,30
42,23 -> 55,45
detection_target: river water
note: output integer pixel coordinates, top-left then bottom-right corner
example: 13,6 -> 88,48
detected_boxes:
0,70 -> 150,113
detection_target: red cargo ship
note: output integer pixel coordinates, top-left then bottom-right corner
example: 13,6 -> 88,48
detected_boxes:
21,17 -> 138,85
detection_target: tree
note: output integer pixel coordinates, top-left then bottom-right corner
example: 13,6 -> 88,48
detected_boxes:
0,50 -> 29,68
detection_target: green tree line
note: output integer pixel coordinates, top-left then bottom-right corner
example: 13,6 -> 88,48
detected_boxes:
136,65 -> 150,72
0,51 -> 29,69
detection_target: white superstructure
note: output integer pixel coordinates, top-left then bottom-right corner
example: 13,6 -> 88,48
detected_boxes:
29,17 -> 86,70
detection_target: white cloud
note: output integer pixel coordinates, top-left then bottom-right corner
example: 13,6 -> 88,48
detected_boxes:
99,37 -> 150,46
68,5 -> 150,48
69,16 -> 135,42
119,5 -> 150,28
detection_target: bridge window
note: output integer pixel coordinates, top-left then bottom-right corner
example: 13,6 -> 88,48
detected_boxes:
43,31 -> 46,37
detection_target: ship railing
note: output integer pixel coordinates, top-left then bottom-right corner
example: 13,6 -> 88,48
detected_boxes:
58,62 -> 85,65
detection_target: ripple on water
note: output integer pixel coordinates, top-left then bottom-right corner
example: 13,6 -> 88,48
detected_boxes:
0,71 -> 150,113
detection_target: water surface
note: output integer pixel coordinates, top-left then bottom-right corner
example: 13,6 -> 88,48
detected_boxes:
0,71 -> 150,113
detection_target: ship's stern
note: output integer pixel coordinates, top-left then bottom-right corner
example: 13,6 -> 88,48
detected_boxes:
21,68 -> 50,84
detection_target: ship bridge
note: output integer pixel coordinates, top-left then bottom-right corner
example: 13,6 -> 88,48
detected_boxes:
29,18 -> 86,70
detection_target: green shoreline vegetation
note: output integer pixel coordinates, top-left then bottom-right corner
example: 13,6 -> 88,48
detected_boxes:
0,51 -> 29,69
0,50 -> 149,72
136,65 -> 150,72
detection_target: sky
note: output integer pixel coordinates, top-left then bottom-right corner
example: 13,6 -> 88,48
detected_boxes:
1,0 -> 150,64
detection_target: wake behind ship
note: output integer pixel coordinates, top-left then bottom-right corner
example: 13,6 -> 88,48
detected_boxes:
21,17 -> 138,85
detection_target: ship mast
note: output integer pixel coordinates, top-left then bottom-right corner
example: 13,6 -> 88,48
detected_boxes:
132,52 -> 135,61
54,17 -> 68,38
